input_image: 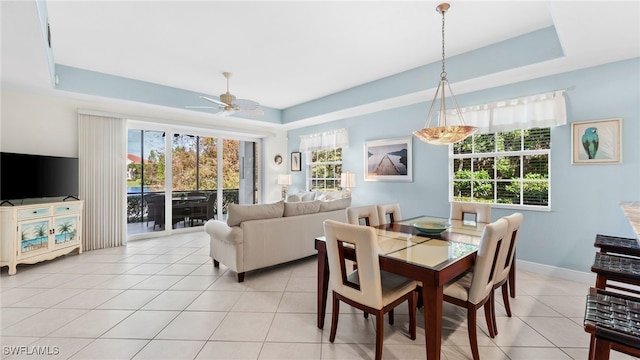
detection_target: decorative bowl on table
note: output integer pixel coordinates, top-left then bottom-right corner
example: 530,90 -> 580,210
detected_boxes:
412,220 -> 450,235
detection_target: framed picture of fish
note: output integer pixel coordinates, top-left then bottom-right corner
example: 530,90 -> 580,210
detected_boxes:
364,136 -> 412,182
571,118 -> 622,164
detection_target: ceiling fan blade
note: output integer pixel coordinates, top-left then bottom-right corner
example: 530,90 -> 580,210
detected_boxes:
233,98 -> 260,111
200,96 -> 227,107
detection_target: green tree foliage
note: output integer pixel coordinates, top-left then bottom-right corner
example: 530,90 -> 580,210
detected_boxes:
452,129 -> 550,205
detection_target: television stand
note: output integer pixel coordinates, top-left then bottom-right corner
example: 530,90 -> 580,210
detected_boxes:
0,199 -> 83,275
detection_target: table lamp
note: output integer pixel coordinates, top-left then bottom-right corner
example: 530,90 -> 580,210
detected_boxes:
277,174 -> 292,200
340,171 -> 356,197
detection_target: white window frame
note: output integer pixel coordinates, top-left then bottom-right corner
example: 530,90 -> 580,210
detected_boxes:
305,148 -> 343,192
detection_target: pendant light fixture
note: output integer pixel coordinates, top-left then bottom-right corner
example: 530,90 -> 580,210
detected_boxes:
413,3 -> 478,145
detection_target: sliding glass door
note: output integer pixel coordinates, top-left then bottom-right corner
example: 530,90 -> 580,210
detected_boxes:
126,127 -> 259,236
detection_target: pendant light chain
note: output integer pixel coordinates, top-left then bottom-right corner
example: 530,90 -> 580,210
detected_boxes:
441,8 -> 447,81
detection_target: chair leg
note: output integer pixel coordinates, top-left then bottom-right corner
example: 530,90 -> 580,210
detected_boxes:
484,296 -> 496,338
388,309 -> 394,325
408,290 -> 417,340
501,282 -> 512,317
375,311 -> 385,360
213,259 -> 219,267
468,305 -> 480,360
329,293 -> 340,343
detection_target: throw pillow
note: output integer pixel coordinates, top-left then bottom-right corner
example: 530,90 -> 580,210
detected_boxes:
226,200 -> 285,227
286,194 -> 301,202
284,200 -> 322,217
300,191 -> 317,201
319,197 -> 352,212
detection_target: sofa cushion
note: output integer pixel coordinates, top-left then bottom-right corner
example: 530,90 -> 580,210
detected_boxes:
284,200 -> 322,217
227,201 -> 285,227
319,197 -> 351,212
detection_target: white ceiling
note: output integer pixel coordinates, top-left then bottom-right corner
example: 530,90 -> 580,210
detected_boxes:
2,1 -> 639,116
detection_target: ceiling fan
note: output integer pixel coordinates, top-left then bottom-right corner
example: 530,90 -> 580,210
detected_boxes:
187,72 -> 263,117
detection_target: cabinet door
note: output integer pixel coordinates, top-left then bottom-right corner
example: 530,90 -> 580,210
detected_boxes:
52,214 -> 80,249
17,218 -> 52,259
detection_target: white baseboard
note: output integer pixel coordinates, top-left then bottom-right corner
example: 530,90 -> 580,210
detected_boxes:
516,259 -> 596,285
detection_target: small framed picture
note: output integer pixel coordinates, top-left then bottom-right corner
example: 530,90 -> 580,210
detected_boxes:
291,151 -> 302,172
365,136 -> 412,182
571,118 -> 622,164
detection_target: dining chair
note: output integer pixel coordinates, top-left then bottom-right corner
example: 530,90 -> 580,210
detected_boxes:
488,212 -> 523,336
323,219 -> 418,360
442,217 -> 509,360
450,201 -> 491,224
376,203 -> 402,224
346,205 -> 380,227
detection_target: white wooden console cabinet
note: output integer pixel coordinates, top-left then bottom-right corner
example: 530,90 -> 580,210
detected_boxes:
0,200 -> 83,275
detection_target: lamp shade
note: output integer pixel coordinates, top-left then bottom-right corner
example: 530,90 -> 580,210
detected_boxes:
277,174 -> 292,186
340,172 -> 356,188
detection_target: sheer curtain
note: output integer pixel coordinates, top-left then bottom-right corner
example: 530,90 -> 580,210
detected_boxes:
446,90 -> 567,133
299,128 -> 349,152
78,112 -> 127,250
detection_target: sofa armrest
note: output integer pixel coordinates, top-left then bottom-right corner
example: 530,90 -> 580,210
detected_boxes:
204,219 -> 243,245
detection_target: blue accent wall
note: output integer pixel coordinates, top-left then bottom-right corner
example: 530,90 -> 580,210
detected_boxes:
287,58 -> 640,273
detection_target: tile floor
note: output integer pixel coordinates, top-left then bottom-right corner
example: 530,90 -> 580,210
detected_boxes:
1,231 -> 637,360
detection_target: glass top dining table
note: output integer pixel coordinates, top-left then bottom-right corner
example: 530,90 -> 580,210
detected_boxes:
314,215 -> 486,360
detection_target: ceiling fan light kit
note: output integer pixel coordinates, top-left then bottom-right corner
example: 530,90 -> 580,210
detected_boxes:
413,3 -> 478,145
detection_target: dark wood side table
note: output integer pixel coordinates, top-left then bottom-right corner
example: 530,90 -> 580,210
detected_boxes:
583,287 -> 640,360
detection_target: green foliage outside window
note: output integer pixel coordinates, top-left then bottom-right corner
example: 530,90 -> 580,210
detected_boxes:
309,148 -> 342,191
451,128 -> 550,207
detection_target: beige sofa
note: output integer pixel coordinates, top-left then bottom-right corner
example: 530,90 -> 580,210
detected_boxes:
204,197 -> 350,282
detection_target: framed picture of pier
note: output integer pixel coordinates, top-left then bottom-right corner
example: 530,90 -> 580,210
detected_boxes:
571,118 -> 622,164
365,136 -> 412,182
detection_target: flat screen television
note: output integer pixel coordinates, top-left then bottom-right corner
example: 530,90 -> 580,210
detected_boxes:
1,152 -> 79,202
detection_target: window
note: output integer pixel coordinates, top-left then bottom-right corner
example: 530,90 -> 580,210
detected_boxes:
307,148 -> 342,191
450,128 -> 550,209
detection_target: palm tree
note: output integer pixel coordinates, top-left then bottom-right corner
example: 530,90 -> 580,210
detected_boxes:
57,221 -> 74,243
32,223 -> 48,249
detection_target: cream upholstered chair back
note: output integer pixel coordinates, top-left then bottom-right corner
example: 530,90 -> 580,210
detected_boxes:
494,213 -> 523,284
377,203 -> 402,225
450,202 -> 491,224
347,205 -> 380,227
323,220 -> 385,309
467,217 -> 509,304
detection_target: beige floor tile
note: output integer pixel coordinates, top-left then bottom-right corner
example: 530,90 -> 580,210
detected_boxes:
187,290 -> 243,311
132,339 -> 205,359
265,313 -> 322,343
69,338 -> 149,360
210,312 -> 275,342
195,340 -> 262,360
231,291 -> 283,313
277,291 -> 317,313
97,289 -> 161,310
52,289 -> 122,309
522,317 -> 590,348
155,311 -> 226,341
141,290 -> 202,310
259,342 -> 321,360
49,309 -> 133,338
101,310 -> 179,339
